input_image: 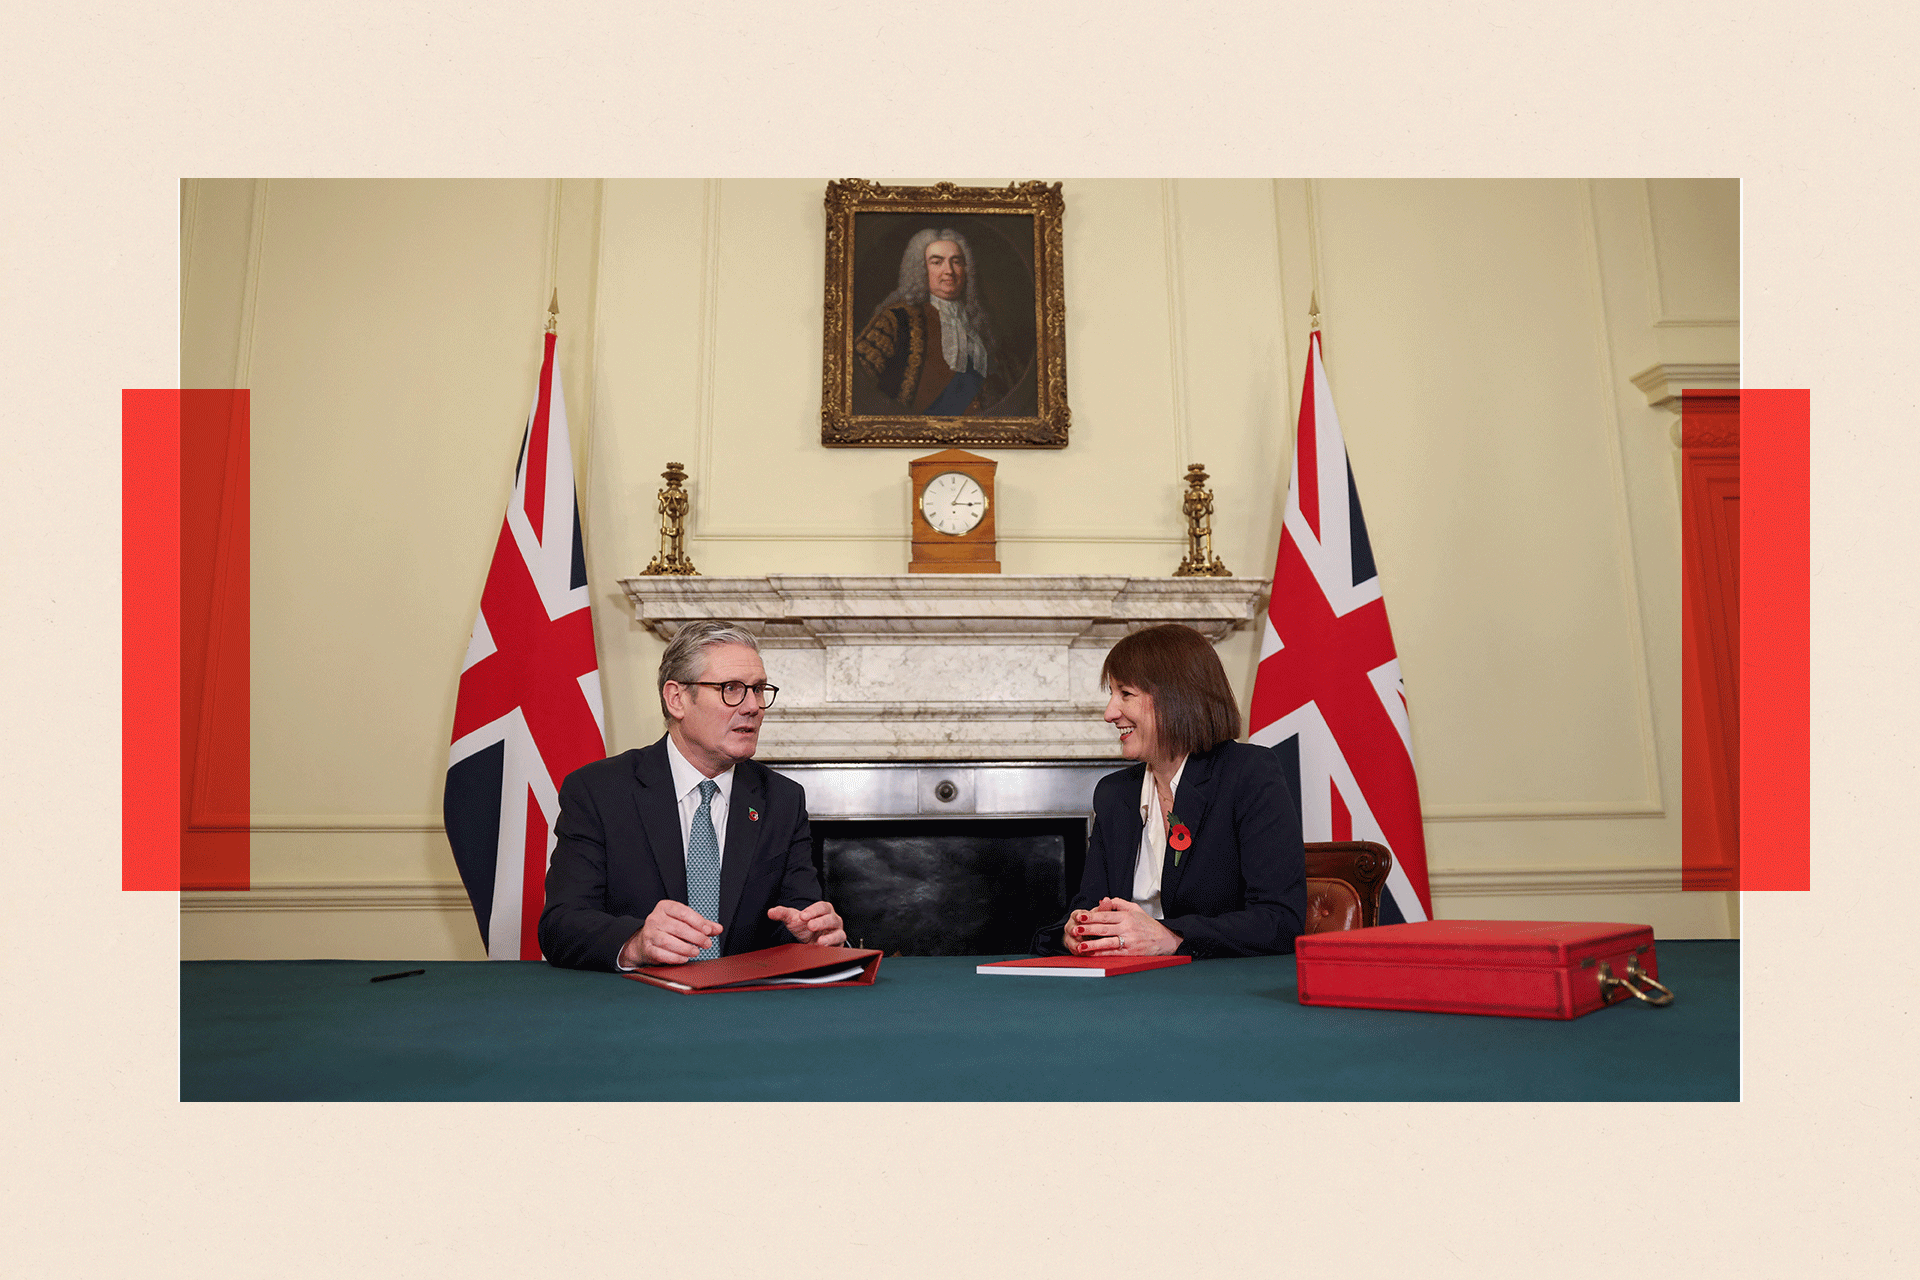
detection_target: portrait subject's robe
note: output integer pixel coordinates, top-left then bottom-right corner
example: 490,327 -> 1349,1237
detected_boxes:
855,303 -> 1011,416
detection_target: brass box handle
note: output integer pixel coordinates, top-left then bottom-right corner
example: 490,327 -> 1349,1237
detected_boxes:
1597,957 -> 1676,1008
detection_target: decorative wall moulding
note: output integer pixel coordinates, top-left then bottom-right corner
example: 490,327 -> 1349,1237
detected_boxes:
618,574 -> 1270,760
1629,362 -> 1740,416
1677,394 -> 1741,450
1427,865 -> 1683,897
247,814 -> 445,832
181,882 -> 472,913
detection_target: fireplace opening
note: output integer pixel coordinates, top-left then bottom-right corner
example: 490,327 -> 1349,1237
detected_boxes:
811,817 -> 1090,956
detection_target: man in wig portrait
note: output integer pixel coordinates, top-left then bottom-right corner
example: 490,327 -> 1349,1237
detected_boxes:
854,226 -> 1017,417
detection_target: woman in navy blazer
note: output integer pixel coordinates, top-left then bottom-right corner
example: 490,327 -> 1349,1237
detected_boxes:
1035,624 -> 1308,959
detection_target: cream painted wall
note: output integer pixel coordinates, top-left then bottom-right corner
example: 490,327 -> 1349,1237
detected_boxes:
178,177 -> 1739,959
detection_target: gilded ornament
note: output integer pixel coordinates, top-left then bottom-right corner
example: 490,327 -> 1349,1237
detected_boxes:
640,462 -> 698,577
1174,464 -> 1232,578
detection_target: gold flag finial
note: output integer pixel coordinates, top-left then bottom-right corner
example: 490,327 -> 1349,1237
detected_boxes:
1309,290 -> 1320,332
546,289 -> 560,334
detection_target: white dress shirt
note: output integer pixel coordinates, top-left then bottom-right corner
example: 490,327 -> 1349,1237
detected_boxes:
1131,757 -> 1188,920
665,733 -> 734,866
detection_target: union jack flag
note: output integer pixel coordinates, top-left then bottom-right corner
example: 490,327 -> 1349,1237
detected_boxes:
1249,329 -> 1433,923
444,326 -> 606,959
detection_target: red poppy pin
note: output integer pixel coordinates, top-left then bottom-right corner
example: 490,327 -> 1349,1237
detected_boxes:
1169,816 -> 1192,864
748,807 -> 760,822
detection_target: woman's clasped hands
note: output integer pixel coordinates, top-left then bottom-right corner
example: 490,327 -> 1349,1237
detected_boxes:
1065,897 -> 1183,957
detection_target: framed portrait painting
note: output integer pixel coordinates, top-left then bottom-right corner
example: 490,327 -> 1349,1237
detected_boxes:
821,179 -> 1068,448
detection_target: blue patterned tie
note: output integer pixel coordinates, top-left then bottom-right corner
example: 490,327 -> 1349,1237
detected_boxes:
687,779 -> 722,960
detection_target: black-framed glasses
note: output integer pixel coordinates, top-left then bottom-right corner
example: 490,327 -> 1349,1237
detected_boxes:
684,680 -> 779,708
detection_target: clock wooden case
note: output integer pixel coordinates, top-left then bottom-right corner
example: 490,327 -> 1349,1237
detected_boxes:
909,448 -> 999,573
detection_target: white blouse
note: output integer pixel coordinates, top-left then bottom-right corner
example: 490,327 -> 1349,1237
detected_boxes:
1131,757 -> 1188,919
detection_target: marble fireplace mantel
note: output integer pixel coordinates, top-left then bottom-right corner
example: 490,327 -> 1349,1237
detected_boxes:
616,575 -> 1271,760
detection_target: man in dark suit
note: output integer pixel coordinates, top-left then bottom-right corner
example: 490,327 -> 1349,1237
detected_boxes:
538,622 -> 844,971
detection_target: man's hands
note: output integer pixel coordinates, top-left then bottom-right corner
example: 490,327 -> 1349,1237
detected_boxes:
768,901 -> 847,948
1063,897 -> 1182,957
619,899 -> 848,968
620,900 -> 723,968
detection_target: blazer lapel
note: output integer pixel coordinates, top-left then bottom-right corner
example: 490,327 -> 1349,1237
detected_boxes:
632,740 -> 688,904
718,763 -> 765,932
1160,745 -> 1220,903
1105,764 -> 1148,891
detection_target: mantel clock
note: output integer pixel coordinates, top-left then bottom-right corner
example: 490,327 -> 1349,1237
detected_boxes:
909,449 -> 999,573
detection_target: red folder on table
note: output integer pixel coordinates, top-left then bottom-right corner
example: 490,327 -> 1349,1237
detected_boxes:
976,955 -> 1192,978
1295,920 -> 1672,1019
625,943 -> 883,994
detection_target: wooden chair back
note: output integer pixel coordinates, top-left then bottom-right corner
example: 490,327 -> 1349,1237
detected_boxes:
1303,840 -> 1393,934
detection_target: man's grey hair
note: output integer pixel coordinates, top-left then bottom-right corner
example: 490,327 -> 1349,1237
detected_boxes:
658,621 -> 760,719
870,226 -> 1000,356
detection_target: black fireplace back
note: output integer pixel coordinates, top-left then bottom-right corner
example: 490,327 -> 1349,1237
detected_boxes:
812,817 -> 1089,956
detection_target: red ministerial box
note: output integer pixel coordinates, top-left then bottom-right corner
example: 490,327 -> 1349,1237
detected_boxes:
1295,920 -> 1667,1020
625,943 -> 882,994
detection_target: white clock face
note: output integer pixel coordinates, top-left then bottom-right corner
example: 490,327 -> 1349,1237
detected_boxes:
920,471 -> 987,535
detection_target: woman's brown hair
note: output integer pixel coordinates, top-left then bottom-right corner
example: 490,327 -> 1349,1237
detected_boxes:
1099,623 -> 1241,760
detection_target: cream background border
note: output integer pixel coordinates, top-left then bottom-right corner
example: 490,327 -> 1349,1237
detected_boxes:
6,3 -> 1910,1277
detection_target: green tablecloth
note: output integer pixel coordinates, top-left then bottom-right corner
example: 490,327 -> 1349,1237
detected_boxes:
180,942 -> 1738,1101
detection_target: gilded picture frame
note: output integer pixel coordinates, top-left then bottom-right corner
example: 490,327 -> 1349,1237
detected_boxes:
822,179 -> 1069,448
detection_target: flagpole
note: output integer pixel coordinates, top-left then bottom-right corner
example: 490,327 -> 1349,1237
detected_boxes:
546,288 -> 558,335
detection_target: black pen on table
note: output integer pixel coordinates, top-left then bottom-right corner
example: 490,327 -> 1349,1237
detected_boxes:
370,968 -> 426,983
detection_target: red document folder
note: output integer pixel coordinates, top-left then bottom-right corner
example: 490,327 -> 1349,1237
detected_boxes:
625,943 -> 883,994
1294,920 -> 1668,1019
976,956 -> 1193,977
